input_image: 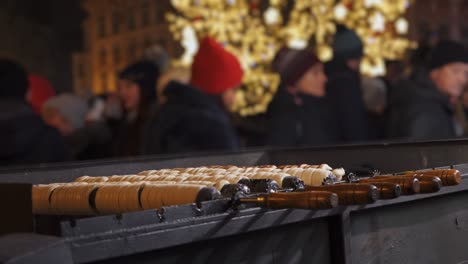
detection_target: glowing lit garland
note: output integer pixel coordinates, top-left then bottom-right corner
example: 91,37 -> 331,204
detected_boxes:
167,0 -> 415,116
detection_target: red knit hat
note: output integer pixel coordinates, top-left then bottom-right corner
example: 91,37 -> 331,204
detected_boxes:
27,74 -> 56,114
191,37 -> 243,95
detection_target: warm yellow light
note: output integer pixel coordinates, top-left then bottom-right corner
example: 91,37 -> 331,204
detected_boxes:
317,45 -> 333,62
264,7 -> 281,25
361,57 -> 386,77
167,0 -> 415,115
334,3 -> 348,21
395,17 -> 409,35
288,39 -> 308,49
180,25 -> 199,66
364,0 -> 383,8
369,12 -> 386,32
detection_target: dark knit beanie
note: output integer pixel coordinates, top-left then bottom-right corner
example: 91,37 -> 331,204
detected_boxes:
272,47 -> 321,87
429,40 -> 468,70
332,25 -> 363,61
119,60 -> 160,104
0,58 -> 29,100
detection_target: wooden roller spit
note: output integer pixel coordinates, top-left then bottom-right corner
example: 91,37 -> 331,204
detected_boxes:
358,176 -> 420,195
372,175 -> 442,194
304,184 -> 379,205
240,191 -> 338,210
403,169 -> 461,186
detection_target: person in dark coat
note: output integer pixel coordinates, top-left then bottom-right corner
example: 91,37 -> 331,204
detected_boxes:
114,60 -> 159,157
266,47 -> 339,147
42,94 -> 112,160
0,59 -> 69,166
361,76 -> 388,140
325,25 -> 370,143
387,40 -> 468,141
145,37 -> 242,154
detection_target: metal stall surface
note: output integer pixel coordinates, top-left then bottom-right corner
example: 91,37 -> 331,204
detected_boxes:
1,140 -> 468,264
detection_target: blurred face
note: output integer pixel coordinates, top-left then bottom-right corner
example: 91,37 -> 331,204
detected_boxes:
430,62 -> 468,98
118,79 -> 141,111
294,64 -> 328,97
347,58 -> 361,72
221,88 -> 238,111
42,108 -> 73,136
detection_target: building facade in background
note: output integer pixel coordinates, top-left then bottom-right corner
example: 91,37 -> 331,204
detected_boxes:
72,0 -> 468,96
0,0 -> 83,94
73,0 -> 175,95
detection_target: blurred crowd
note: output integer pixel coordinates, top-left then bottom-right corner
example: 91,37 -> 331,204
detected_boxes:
1,25 -> 468,166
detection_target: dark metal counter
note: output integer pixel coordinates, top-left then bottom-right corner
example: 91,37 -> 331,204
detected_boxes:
1,140 -> 468,264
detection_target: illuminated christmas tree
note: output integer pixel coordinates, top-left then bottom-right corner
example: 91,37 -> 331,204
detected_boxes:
167,0 -> 416,116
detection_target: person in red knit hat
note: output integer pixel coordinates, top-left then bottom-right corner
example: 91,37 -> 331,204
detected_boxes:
144,37 -> 243,154
190,37 -> 244,110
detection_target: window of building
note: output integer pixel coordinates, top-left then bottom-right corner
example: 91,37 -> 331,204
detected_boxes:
98,16 -> 106,38
127,10 -> 136,31
77,63 -> 85,79
144,37 -> 153,49
127,42 -> 137,61
101,72 -> 108,92
155,5 -> 165,24
112,13 -> 120,34
100,48 -> 107,66
142,0 -> 150,27
113,45 -> 120,65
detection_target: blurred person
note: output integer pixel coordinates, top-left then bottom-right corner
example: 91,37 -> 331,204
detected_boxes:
384,60 -> 408,87
325,25 -> 370,143
383,60 -> 407,96
361,76 -> 388,140
42,94 -> 112,160
408,41 -> 432,75
0,59 -> 69,165
156,66 -> 192,105
145,37 -> 242,154
266,47 -> 338,147
86,93 -> 123,123
143,45 -> 170,73
86,95 -> 108,122
232,111 -> 268,148
387,40 -> 468,140
26,74 -> 56,115
143,45 -> 192,105
42,94 -> 88,136
114,60 -> 159,157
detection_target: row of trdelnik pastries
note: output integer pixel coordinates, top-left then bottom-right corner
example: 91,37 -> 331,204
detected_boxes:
33,181 -> 209,215
32,164 -> 346,216
75,164 -> 346,188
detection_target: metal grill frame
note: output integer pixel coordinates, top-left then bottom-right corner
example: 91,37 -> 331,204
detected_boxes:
1,140 -> 468,263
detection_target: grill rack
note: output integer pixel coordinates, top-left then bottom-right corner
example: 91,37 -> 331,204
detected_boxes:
2,140 -> 468,264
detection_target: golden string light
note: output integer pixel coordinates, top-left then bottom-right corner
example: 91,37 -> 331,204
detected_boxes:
167,0 -> 416,116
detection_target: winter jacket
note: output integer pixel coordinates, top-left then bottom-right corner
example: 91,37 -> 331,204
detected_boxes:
325,59 -> 370,143
112,104 -> 155,158
0,100 -> 69,166
144,81 -> 240,154
387,71 -> 456,141
66,121 -> 112,160
266,88 -> 340,147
